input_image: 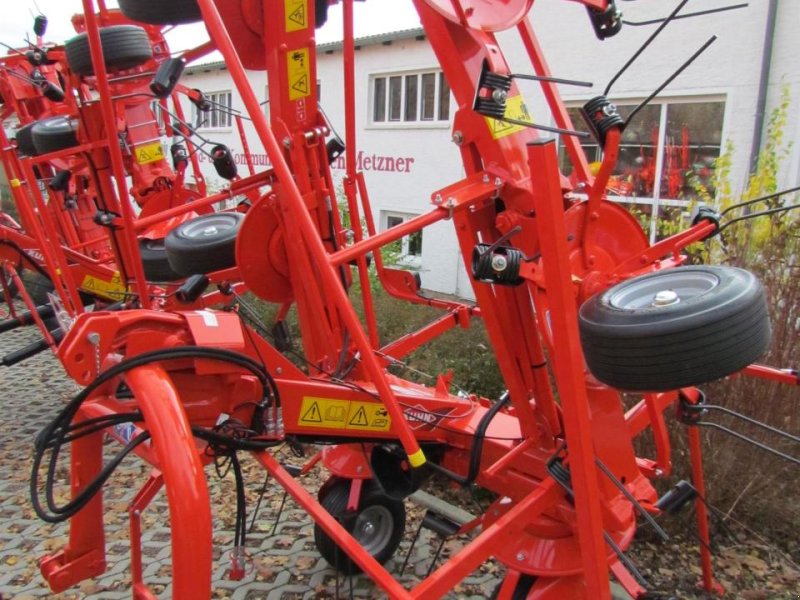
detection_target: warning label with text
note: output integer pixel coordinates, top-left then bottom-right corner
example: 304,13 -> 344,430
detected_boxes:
298,397 -> 391,432
80,271 -> 128,301
485,95 -> 532,140
287,47 -> 311,101
134,141 -> 165,165
285,0 -> 307,32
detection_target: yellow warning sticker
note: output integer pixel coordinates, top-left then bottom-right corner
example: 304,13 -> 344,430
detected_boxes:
485,95 -> 532,140
298,397 -> 391,432
134,141 -> 165,165
80,272 -> 128,301
287,47 -> 311,101
285,0 -> 307,32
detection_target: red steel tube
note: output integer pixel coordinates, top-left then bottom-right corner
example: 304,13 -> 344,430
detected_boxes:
80,0 -> 149,303
196,0 -> 426,467
527,139 -> 611,600
330,207 -> 446,267
126,365 -> 213,600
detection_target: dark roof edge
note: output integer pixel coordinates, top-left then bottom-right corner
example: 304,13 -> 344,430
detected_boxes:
185,27 -> 426,73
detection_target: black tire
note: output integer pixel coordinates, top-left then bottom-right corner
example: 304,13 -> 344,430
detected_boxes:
19,270 -> 55,306
314,479 -> 405,575
489,574 -> 537,600
118,0 -> 202,25
139,238 -> 183,282
165,212 -> 243,276
579,266 -> 771,391
31,117 -> 79,155
315,0 -> 329,28
65,25 -> 152,76
1,274 -> 19,302
14,122 -> 38,156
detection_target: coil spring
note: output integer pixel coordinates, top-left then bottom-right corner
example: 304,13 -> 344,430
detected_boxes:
471,243 -> 523,286
580,95 -> 625,146
211,144 -> 238,180
473,62 -> 513,119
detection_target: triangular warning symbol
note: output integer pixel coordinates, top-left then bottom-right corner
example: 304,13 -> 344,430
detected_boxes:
292,75 -> 309,95
301,401 -> 322,423
139,149 -> 151,161
348,406 -> 368,426
288,5 -> 305,26
490,119 -> 513,135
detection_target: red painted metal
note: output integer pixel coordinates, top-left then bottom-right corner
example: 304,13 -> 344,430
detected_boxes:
1,1 -> 794,599
126,365 -> 213,600
527,139 -> 611,599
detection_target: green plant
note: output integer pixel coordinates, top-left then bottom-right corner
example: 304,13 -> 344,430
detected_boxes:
648,88 -> 800,542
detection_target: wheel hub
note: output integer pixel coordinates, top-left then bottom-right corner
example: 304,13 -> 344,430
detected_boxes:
353,505 -> 393,554
652,289 -> 679,306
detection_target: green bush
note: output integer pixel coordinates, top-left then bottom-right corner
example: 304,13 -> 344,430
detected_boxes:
650,88 -> 800,541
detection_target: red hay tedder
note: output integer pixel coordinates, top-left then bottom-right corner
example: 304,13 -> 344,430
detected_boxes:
0,0 -> 797,598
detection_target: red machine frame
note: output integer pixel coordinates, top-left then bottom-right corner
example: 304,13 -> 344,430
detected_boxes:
1,1 -> 796,599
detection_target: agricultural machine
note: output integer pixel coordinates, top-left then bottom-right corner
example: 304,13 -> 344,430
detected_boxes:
0,0 -> 797,598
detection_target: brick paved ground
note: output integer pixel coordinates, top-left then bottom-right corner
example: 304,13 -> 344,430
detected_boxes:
0,322 -> 501,599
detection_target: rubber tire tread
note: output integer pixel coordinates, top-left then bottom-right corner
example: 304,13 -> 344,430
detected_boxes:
65,25 -> 152,76
118,0 -> 202,25
579,266 -> 771,391
19,271 -> 54,306
31,117 -> 79,155
15,122 -> 38,156
139,238 -> 183,282
313,479 -> 405,575
164,212 -> 243,276
489,574 -> 537,600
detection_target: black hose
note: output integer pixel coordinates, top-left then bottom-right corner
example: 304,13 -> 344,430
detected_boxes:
426,391 -> 511,486
466,391 -> 511,485
31,346 -> 277,523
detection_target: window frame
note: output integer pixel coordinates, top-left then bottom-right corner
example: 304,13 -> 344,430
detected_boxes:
369,69 -> 451,129
191,90 -> 234,131
381,211 -> 423,266
559,95 -> 727,242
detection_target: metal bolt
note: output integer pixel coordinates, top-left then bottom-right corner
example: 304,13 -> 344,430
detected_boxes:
282,137 -> 292,148
203,226 -> 218,236
445,197 -> 456,209
516,552 -> 526,561
492,88 -> 508,104
356,465 -> 364,473
482,173 -> 490,183
491,254 -> 508,272
603,103 -> 619,117
276,367 -> 283,375
655,468 -> 664,477
434,194 -> 443,204
87,332 -> 101,345
452,131 -> 463,145
494,177 -> 503,188
653,290 -> 679,306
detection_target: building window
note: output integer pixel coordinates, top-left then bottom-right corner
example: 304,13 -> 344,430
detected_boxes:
372,71 -> 450,125
382,211 -> 422,261
559,99 -> 725,241
192,90 -> 233,129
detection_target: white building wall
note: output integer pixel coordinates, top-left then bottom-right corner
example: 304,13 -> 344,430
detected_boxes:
181,36 -> 472,297
178,1 -> 800,298
509,0 -> 800,191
